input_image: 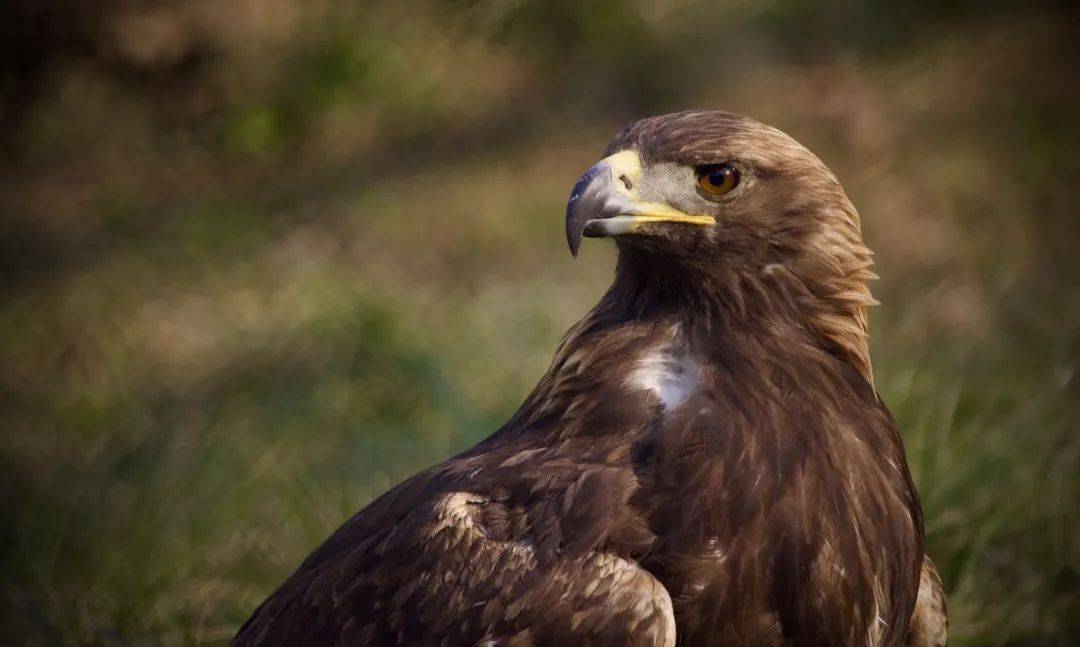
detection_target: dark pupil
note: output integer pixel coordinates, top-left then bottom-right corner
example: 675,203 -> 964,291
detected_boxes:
708,169 -> 729,186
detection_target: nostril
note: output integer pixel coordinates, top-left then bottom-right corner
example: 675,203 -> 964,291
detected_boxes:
619,174 -> 633,190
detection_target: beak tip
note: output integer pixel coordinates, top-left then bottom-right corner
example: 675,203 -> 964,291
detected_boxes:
566,209 -> 584,258
565,162 -> 606,259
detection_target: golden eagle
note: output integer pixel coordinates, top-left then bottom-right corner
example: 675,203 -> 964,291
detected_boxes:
235,111 -> 946,646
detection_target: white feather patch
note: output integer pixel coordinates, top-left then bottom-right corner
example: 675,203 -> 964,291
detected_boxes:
629,349 -> 699,410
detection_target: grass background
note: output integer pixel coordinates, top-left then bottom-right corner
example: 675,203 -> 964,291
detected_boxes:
0,1 -> 1077,644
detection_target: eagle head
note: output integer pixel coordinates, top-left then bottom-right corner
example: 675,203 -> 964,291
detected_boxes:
566,110 -> 878,380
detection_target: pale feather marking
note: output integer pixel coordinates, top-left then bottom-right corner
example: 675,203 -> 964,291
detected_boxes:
629,348 -> 700,410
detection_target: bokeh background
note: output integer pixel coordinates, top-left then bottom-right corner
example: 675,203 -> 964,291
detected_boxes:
1,1 -> 1077,644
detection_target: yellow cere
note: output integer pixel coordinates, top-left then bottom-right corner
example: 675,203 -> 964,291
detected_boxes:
602,150 -> 716,229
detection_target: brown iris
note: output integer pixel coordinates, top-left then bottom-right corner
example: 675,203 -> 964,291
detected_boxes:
697,164 -> 740,197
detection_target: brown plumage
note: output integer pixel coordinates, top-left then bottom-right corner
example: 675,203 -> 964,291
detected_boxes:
235,111 -> 945,646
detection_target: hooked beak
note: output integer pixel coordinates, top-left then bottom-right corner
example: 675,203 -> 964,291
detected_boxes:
565,150 -> 715,257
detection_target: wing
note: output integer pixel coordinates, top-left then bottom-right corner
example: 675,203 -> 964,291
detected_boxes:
905,555 -> 947,647
234,449 -> 674,646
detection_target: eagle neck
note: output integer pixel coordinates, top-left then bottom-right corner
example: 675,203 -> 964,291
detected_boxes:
600,249 -> 875,386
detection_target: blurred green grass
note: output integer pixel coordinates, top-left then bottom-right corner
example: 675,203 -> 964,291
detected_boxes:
1,1 -> 1077,645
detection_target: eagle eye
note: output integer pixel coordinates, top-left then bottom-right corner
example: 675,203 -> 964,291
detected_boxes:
696,164 -> 740,197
